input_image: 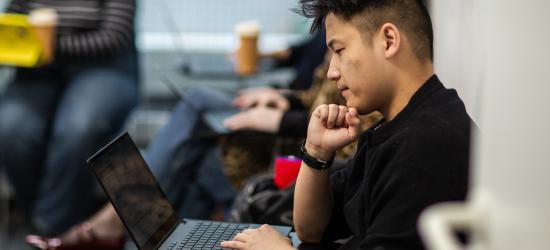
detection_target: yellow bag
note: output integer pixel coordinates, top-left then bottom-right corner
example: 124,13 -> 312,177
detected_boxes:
0,13 -> 43,67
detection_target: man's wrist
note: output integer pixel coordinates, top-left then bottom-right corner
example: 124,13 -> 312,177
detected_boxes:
304,141 -> 334,162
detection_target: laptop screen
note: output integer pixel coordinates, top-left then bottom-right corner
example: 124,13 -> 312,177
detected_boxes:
87,133 -> 180,250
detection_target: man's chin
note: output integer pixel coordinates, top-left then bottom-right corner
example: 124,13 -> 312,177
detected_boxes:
346,99 -> 374,115
353,105 -> 377,116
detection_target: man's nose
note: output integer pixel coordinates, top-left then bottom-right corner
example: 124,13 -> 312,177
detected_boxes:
327,57 -> 341,81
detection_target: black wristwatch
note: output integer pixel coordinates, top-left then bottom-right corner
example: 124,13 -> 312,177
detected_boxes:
299,141 -> 334,170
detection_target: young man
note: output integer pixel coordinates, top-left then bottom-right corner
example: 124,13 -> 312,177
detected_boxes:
221,0 -> 472,249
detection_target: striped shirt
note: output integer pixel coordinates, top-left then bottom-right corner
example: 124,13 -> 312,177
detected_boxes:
6,0 -> 135,61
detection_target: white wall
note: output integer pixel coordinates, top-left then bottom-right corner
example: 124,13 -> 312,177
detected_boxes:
429,1 -> 484,122
472,1 -> 550,248
421,1 -> 550,249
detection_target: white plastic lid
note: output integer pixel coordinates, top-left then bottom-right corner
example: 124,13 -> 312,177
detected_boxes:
235,20 -> 261,37
28,8 -> 58,26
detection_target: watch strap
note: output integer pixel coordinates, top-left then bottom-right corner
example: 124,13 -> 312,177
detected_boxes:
299,141 -> 334,170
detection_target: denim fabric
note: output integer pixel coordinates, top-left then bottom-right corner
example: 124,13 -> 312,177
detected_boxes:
144,87 -> 235,219
0,51 -> 139,235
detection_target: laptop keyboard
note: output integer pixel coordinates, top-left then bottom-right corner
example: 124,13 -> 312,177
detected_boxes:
167,221 -> 250,250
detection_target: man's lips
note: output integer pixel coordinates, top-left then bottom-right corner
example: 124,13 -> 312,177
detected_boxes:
337,85 -> 349,92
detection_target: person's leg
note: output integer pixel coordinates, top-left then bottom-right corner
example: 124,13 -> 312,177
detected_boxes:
195,146 -> 235,206
145,87 -> 233,182
144,87 -> 235,218
32,66 -> 138,235
0,68 -> 62,212
175,145 -> 235,219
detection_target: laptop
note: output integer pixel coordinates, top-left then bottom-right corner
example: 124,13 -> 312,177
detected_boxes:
161,77 -> 240,136
87,132 -> 292,250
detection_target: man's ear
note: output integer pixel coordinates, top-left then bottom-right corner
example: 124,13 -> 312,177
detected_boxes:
379,23 -> 400,59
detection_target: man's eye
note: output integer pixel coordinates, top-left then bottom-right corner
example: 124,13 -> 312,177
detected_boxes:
335,48 -> 344,55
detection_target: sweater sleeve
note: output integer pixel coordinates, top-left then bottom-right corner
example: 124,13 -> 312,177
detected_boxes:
284,93 -> 306,110
277,110 -> 309,137
56,0 -> 135,60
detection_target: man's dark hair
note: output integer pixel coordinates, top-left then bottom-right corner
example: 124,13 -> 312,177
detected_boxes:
296,0 -> 433,61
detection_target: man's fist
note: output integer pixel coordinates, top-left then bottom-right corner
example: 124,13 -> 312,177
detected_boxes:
305,104 -> 361,161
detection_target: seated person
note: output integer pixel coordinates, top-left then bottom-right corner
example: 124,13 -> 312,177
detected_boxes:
0,0 -> 138,237
220,0 -> 474,249
29,30 -> 329,248
42,64 -> 332,249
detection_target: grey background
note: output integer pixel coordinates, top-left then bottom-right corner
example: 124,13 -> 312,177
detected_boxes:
0,0 -> 310,34
138,0 -> 309,34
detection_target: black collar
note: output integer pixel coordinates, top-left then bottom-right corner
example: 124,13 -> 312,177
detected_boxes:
363,74 -> 444,146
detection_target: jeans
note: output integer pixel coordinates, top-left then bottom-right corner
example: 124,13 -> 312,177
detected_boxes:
145,87 -> 235,219
0,51 -> 139,235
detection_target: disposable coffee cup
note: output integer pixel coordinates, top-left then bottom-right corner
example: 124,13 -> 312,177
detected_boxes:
235,21 -> 260,76
28,8 -> 58,65
274,156 -> 301,190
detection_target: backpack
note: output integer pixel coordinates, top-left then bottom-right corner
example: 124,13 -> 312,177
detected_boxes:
228,173 -> 294,226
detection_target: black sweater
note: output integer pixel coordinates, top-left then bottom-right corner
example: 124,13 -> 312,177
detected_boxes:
323,75 -> 472,249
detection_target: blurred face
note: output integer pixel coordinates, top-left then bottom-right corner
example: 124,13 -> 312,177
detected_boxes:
325,13 -> 391,115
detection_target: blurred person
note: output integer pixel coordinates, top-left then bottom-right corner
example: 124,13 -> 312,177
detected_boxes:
221,0 -> 474,249
0,0 -> 138,240
265,26 -> 327,90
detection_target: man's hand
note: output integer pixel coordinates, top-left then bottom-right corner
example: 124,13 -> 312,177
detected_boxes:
232,87 -> 290,111
223,107 -> 284,133
305,104 -> 362,161
220,225 -> 294,250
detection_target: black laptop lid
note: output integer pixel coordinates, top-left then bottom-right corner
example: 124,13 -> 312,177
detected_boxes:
87,132 -> 179,250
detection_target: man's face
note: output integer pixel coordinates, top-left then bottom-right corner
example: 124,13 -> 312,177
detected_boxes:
325,13 -> 391,115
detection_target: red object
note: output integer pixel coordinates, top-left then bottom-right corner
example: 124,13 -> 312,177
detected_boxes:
274,156 -> 302,189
